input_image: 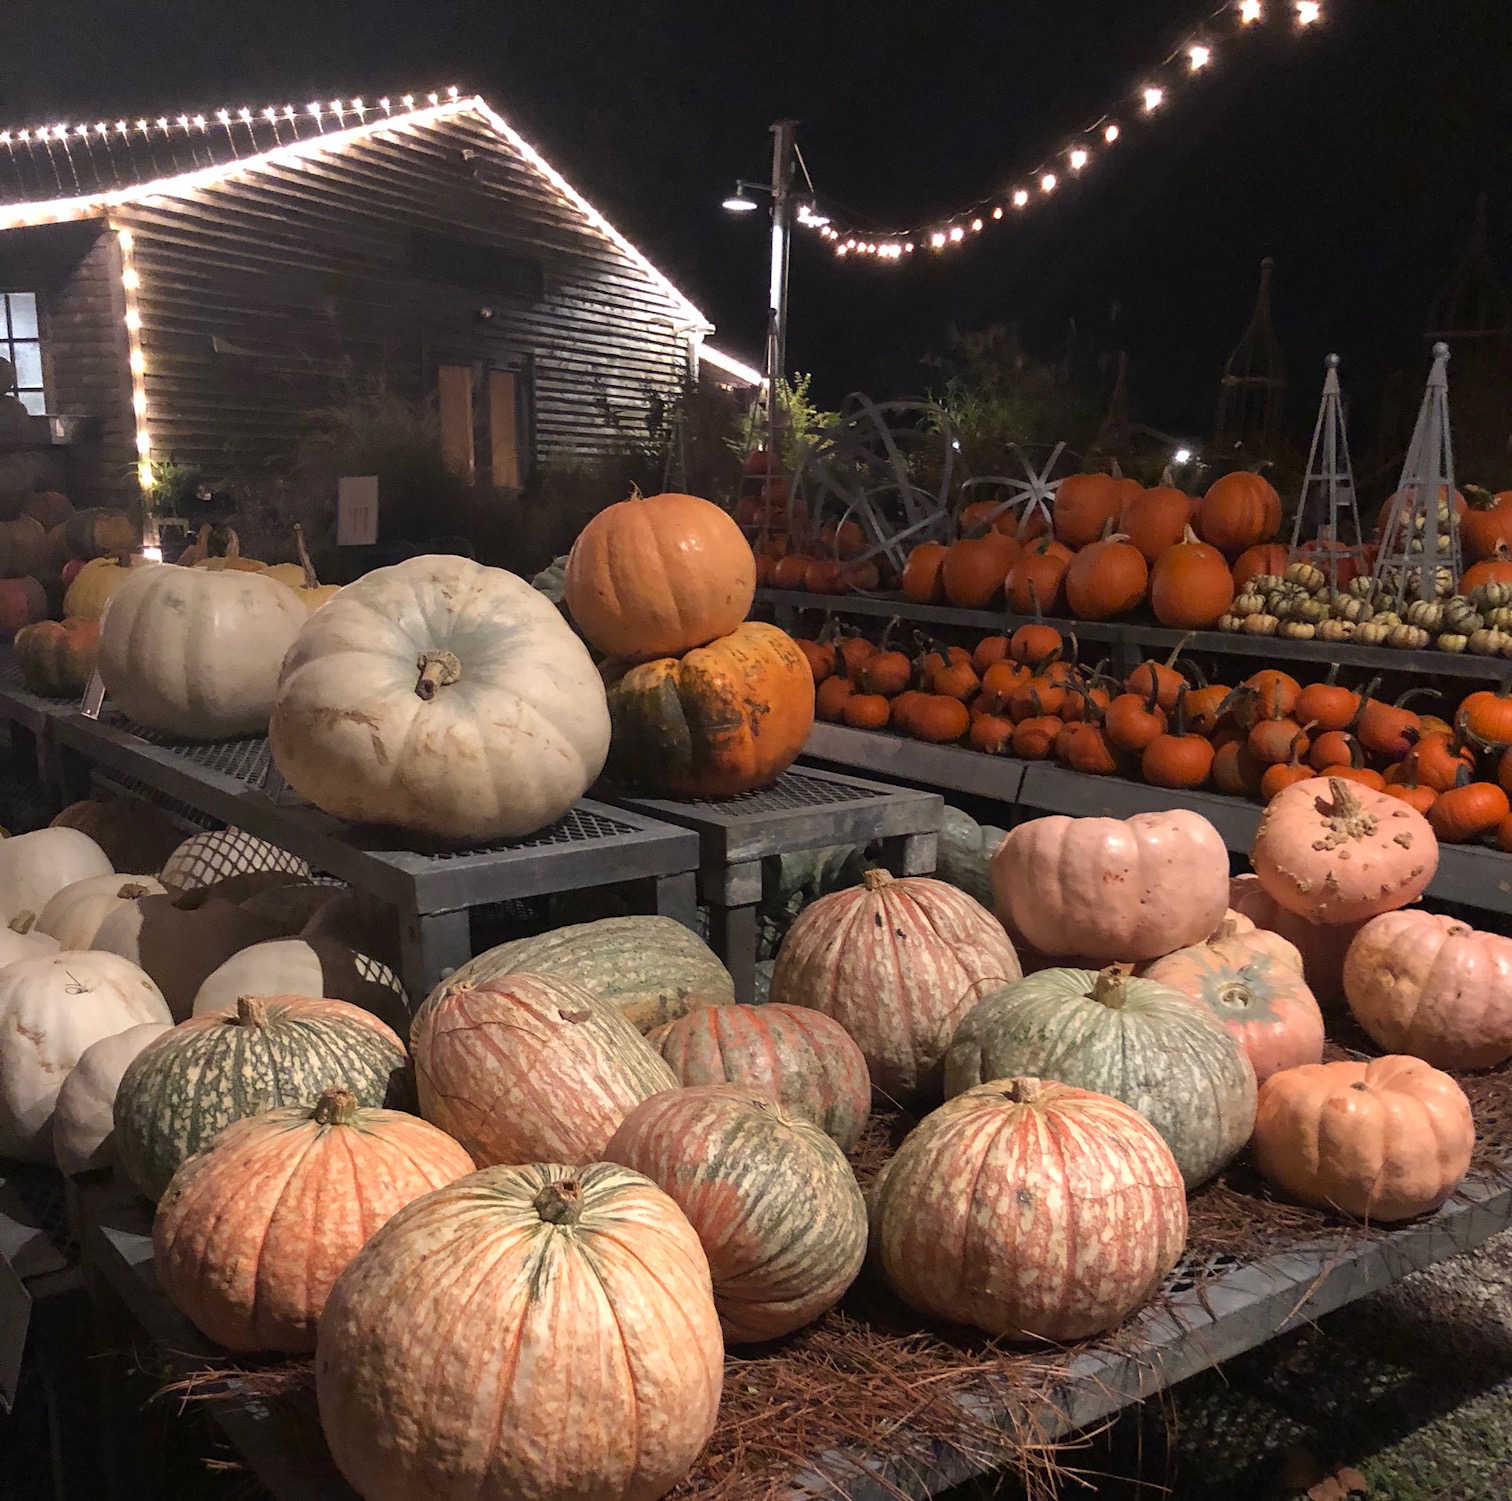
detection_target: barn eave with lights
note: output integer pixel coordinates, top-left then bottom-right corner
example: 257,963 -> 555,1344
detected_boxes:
0,92 -> 718,514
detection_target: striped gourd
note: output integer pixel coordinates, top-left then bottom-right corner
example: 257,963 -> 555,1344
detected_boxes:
871,1077 -> 1187,1341
944,967 -> 1257,1188
769,869 -> 1022,1103
605,1084 -> 867,1343
437,915 -> 734,1032
114,995 -> 409,1200
649,1003 -> 870,1151
411,973 -> 676,1167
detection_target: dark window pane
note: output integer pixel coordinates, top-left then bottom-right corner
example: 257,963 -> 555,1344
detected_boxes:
408,233 -> 543,300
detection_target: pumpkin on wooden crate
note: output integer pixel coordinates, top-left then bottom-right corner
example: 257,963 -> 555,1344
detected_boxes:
0,951 -> 172,1163
52,1022 -> 172,1175
411,972 -> 675,1167
154,1087 -> 475,1352
13,618 -> 99,697
1143,923 -> 1323,1082
769,868 -> 1021,1103
991,809 -> 1229,963
649,1002 -> 870,1151
271,556 -> 610,841
565,488 -> 754,660
36,872 -> 166,949
1251,1056 -> 1473,1222
1343,910 -> 1512,1069
0,826 -> 114,931
1251,776 -> 1438,924
605,620 -> 813,798
870,1077 -> 1187,1341
315,1161 -> 723,1501
62,552 -> 149,621
113,995 -> 409,1200
605,1084 -> 867,1343
945,967 -> 1256,1187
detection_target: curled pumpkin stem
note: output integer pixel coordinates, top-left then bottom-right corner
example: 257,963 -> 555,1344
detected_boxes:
415,650 -> 463,701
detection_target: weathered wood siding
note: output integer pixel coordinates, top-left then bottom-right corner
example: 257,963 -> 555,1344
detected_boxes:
111,108 -> 698,486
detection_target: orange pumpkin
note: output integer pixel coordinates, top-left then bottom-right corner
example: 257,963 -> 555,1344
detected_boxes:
941,532 -> 1018,608
606,621 -> 815,796
13,617 -> 99,697
1428,771 -> 1509,844
1294,671 -> 1362,734
1064,534 -> 1148,621
1012,713 -> 1064,759
902,542 -> 949,603
1123,487 -> 1193,564
1053,472 -> 1123,549
1140,688 -> 1214,790
803,558 -> 845,594
815,674 -> 854,721
771,553 -> 811,590
969,712 -> 1015,754
1104,682 -> 1167,755
1231,543 -> 1291,590
1461,541 -> 1512,594
1150,526 -> 1235,629
908,694 -> 970,744
1198,472 -> 1282,557
841,693 -> 891,731
796,634 -> 836,685
1458,683 -> 1512,746
0,576 -> 47,639
1005,542 -> 1072,616
1212,739 -> 1266,799
1462,487 -> 1512,563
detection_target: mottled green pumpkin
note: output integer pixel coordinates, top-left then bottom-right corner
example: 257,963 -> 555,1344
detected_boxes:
604,1083 -> 867,1343
944,967 -> 1257,1188
649,1003 -> 870,1151
113,995 -> 409,1200
436,915 -> 734,1032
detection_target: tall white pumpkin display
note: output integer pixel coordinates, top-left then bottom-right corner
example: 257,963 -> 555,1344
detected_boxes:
269,556 -> 612,842
0,827 -> 114,929
97,563 -> 307,739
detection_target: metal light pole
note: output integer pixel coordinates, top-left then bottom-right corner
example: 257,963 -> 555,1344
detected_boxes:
764,120 -> 798,479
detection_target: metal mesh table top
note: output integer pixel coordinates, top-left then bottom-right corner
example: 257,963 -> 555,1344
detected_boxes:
658,768 -> 889,816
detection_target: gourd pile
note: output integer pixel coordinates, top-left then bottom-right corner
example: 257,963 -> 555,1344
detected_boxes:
3,767 -> 1503,1501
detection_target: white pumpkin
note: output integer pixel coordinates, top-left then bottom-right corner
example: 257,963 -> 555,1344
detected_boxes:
0,920 -> 59,967
159,828 -> 310,892
52,1021 -> 171,1174
97,562 -> 308,739
0,827 -> 114,929
193,937 -> 410,1035
0,951 -> 172,1162
268,556 -> 611,841
37,873 -> 168,949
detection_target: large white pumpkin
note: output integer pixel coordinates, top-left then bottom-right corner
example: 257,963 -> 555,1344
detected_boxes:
0,951 -> 172,1162
97,563 -> 307,739
37,873 -> 167,949
0,827 -> 114,929
0,922 -> 59,967
268,556 -> 611,841
53,1021 -> 172,1174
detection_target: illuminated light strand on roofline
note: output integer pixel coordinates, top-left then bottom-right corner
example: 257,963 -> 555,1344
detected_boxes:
699,342 -> 767,387
798,0 -> 1324,263
114,227 -> 156,509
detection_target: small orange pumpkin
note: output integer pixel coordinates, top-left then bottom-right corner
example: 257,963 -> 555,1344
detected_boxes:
1428,769 -> 1509,844
1005,540 -> 1072,616
1461,486 -> 1512,563
901,542 -> 949,604
1141,687 -> 1214,790
1231,543 -> 1292,591
841,693 -> 892,731
1461,540 -> 1512,593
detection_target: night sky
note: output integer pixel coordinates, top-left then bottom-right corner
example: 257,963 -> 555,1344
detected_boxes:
4,0 -> 1509,449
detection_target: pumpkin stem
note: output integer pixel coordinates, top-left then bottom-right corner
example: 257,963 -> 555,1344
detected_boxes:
862,868 -> 894,892
294,523 -> 321,588
312,1087 -> 359,1126
534,1178 -> 585,1225
1318,777 -> 1379,844
1091,968 -> 1128,1011
235,995 -> 270,1028
415,650 -> 462,701
117,882 -> 151,899
8,910 -> 36,935
1002,1078 -> 1043,1104
222,527 -> 241,561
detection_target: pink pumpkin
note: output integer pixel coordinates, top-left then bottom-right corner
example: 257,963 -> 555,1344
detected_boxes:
1143,924 -> 1324,1083
1344,910 -> 1512,1069
1251,777 -> 1438,925
769,869 -> 1021,1103
991,809 -> 1229,964
1228,874 -> 1363,1010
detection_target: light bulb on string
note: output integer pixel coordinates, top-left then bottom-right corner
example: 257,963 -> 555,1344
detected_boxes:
1239,0 -> 1262,20
1188,44 -> 1211,69
992,206 -> 1003,219
1104,123 -> 1121,143
1040,172 -> 1057,193
970,217 -> 983,232
949,225 -> 964,241
930,231 -> 946,248
1069,148 -> 1089,171
1296,1 -> 1320,23
1143,87 -> 1165,112
1012,189 -> 1029,208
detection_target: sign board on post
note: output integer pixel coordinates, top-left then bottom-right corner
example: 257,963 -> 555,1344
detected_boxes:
337,475 -> 379,546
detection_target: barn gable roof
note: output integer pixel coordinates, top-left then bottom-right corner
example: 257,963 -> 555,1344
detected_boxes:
0,88 -> 712,331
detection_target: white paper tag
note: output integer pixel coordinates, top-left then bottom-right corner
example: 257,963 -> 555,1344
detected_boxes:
337,475 -> 379,546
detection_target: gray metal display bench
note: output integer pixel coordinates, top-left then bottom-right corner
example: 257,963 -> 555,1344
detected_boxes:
70,1162 -> 1512,1501
50,711 -> 702,1003
0,648 -> 72,789
599,765 -> 944,1002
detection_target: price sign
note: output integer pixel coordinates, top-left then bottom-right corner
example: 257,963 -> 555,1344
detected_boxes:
337,475 -> 379,546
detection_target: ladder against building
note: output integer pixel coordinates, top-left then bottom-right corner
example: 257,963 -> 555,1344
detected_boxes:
1289,354 -> 1365,593
1372,342 -> 1462,607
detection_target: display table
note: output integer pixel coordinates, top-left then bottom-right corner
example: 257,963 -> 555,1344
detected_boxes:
0,649 -> 72,791
599,766 -> 943,1001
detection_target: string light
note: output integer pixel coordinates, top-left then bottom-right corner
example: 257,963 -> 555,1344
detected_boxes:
991,205 -> 1003,219
1142,86 -> 1165,112
1069,148 -> 1089,171
1104,123 -> 1121,143
115,226 -> 155,500
1239,0 -> 1263,21
1040,172 -> 1057,193
1012,189 -> 1029,208
1296,0 -> 1320,22
1189,44 -> 1212,69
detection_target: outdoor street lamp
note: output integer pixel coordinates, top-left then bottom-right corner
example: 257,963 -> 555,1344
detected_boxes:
722,184 -> 761,213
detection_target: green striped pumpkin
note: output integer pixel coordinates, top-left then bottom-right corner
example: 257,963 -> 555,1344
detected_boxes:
604,1083 -> 867,1343
437,916 -> 733,1032
114,995 -> 409,1201
944,967 -> 1257,1189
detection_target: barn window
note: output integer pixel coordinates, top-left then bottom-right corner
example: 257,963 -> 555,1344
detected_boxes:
409,234 -> 544,300
1,292 -> 45,414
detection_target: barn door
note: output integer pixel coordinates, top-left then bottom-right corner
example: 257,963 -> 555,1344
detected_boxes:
435,359 -> 531,489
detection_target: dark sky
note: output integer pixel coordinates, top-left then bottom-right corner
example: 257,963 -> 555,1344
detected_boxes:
4,1 -> 1510,445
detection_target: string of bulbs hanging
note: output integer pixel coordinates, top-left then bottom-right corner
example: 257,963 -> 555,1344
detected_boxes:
796,0 -> 1322,263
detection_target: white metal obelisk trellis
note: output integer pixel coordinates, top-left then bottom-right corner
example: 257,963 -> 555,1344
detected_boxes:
1373,342 -> 1461,607
1289,354 -> 1364,594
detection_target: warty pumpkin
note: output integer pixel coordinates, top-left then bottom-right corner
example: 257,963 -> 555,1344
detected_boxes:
769,867 -> 1022,1103
13,618 -> 99,698
565,488 -> 755,660
870,1077 -> 1186,1340
606,620 -> 813,797
605,1084 -> 867,1343
315,1162 -> 723,1501
154,1086 -> 475,1352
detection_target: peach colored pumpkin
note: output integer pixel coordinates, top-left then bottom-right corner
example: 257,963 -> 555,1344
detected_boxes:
769,868 -> 1021,1103
1251,777 -> 1438,925
154,1087 -> 475,1352
1227,874 -> 1363,1010
991,810 -> 1229,963
1343,910 -> 1512,1069
1251,1056 -> 1473,1222
1143,924 -> 1324,1083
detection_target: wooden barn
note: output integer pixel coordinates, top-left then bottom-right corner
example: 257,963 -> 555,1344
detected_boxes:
0,89 -> 759,531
